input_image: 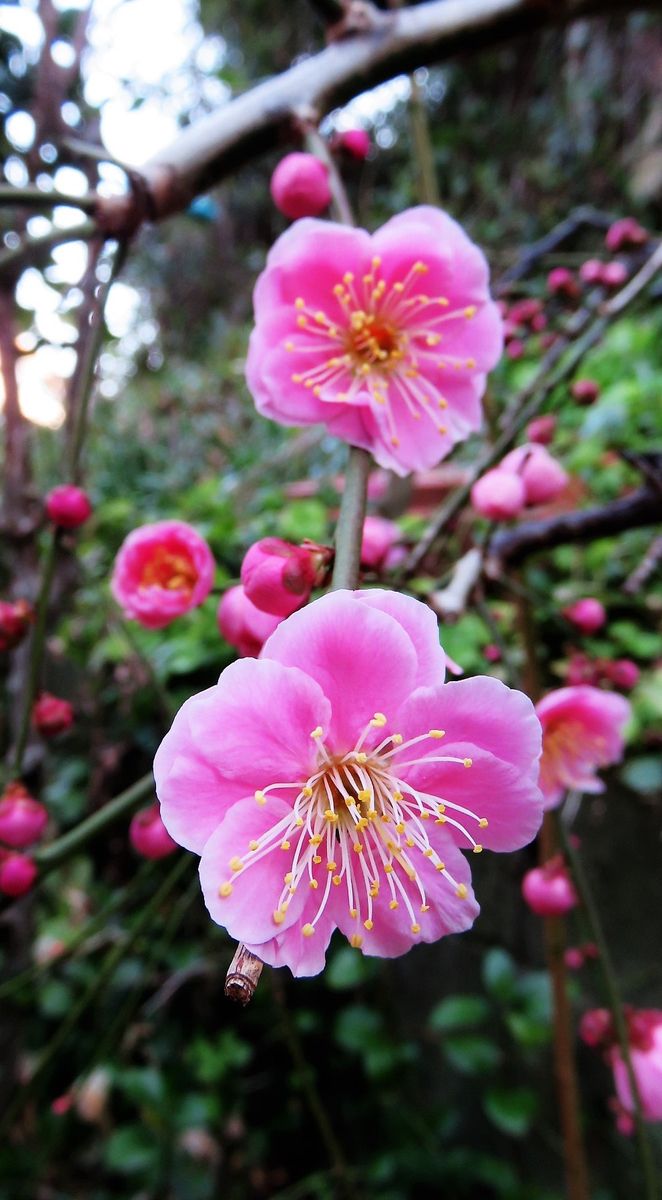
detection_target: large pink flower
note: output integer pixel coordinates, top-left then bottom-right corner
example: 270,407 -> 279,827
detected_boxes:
246,207 -> 503,476
536,686 -> 630,809
111,520 -> 215,629
155,590 -> 543,977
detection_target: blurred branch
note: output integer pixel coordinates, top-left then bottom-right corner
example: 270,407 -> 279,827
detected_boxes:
496,205 -> 615,290
34,772 -> 155,871
624,534 -> 662,594
429,547 -> 483,619
487,486 -> 661,568
0,220 -> 98,280
0,184 -> 98,212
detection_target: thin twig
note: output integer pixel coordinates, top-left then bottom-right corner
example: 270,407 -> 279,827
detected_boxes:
0,219 -> 98,278
0,184 -> 98,212
34,772 -> 155,870
331,446 -> 372,589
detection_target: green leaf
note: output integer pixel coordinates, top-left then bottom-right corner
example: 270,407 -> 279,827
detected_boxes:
326,946 -> 378,990
428,995 -> 490,1033
443,1034 -> 502,1074
482,948 -> 517,1001
483,1086 -> 538,1136
104,1126 -> 157,1174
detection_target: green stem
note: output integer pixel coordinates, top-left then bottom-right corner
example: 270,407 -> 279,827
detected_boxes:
34,772 -> 154,870
11,531 -> 59,775
559,817 -> 659,1200
409,74 -> 440,206
331,446 -> 372,590
303,124 -> 355,226
118,615 -> 175,723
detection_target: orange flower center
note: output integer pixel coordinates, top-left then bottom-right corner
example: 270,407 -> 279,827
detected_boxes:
140,548 -> 197,595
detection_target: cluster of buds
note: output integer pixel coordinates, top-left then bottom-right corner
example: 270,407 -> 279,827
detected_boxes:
0,782 -> 48,897
471,443 -> 568,520
0,599 -> 34,652
521,855 -> 578,917
565,941 -> 599,971
565,650 -> 640,691
580,1006 -> 662,1130
500,296 -> 548,360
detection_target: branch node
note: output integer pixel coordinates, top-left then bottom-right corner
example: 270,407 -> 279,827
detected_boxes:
224,944 -> 264,1005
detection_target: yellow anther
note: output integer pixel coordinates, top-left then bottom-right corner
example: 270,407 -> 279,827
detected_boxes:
219,882 -> 233,897
280,840 -> 291,851
294,297 -> 305,309
391,733 -> 403,745
357,818 -> 369,831
313,386 -> 322,397
456,884 -> 468,899
355,752 -> 367,763
309,879 -> 318,890
349,907 -> 358,919
435,816 -> 447,825
350,933 -> 363,949
437,804 -> 446,814
420,904 -> 430,913
313,854 -> 322,864
249,840 -> 260,851
302,923 -> 315,937
395,822 -> 406,834
364,919 -> 374,931
310,726 -> 323,740
386,840 -> 396,852
389,899 -> 399,910
464,305 -> 477,318
284,340 -> 295,351
393,791 -> 403,802
327,861 -> 337,872
411,923 -> 422,934
438,296 -> 450,306
343,272 -> 354,284
473,845 -> 483,854
479,818 -> 489,829
368,809 -> 379,821
435,861 -> 446,872
406,868 -> 417,881
294,817 -> 304,827
437,425 -> 448,435
369,884 -> 379,898
429,729 -> 445,739
391,437 -> 400,447
426,334 -> 441,346
393,281 -> 404,292
324,809 -> 339,823
438,397 -> 448,408
332,875 -> 342,886
414,262 -> 428,273
255,790 -> 267,806
273,909 -> 286,925
372,256 -> 382,268
405,837 -> 415,848
464,758 -> 473,768
345,797 -> 357,808
423,848 -> 434,858
420,811 -> 430,820
284,872 -> 293,883
357,789 -> 371,803
370,712 -> 387,727
333,282 -> 345,295
314,311 -> 327,324
296,316 -> 307,328
309,835 -> 323,846
353,842 -> 363,854
302,786 -> 313,798
466,357 -> 476,368
229,857 -> 243,872
384,863 -> 394,874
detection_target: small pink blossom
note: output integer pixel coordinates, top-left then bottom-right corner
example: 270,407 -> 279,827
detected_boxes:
521,855 -> 577,916
217,585 -> 283,657
246,207 -> 503,476
547,267 -> 579,300
45,484 -> 92,529
603,658 -> 640,690
536,685 -> 630,809
360,516 -> 401,569
605,217 -> 648,252
333,129 -> 371,160
0,782 -> 47,848
506,338 -> 525,360
155,589 -> 543,977
571,378 -> 601,405
129,804 -> 178,859
526,415 -> 556,444
501,444 -> 568,505
32,693 -> 74,737
0,599 -> 34,652
563,598 -> 607,635
0,851 -> 37,897
471,469 -> 526,519
581,1008 -> 662,1124
270,153 -> 331,220
579,259 -> 604,285
111,520 -> 215,630
565,946 -> 585,970
601,260 -> 628,288
241,538 -> 317,617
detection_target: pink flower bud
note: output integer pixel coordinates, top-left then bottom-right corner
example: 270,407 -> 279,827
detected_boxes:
129,804 -> 178,859
547,267 -> 579,300
564,947 -> 585,970
521,856 -> 578,916
601,260 -> 627,288
579,1008 -> 613,1047
0,782 -> 48,848
565,650 -> 601,687
240,538 -> 316,617
605,217 -> 647,252
32,692 -> 74,737
45,485 -> 92,529
471,469 -> 526,520
571,378 -> 600,405
526,415 -> 556,444
217,585 -> 283,658
501,444 -> 568,505
579,258 -> 604,285
334,128 -> 371,160
360,516 -> 401,570
603,658 -> 640,690
562,598 -> 606,635
506,338 -> 525,360
483,644 -> 502,663
270,153 -> 332,220
0,599 -> 34,652
51,1094 -> 74,1116
507,298 -> 542,326
531,311 -> 547,332
0,851 -> 37,897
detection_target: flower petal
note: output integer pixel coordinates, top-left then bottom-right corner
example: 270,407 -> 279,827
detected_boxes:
354,589 -> 446,688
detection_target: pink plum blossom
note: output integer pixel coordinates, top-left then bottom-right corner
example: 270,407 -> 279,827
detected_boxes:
563,598 -> 607,635
579,259 -> 605,285
605,217 -> 648,252
360,516 -> 401,569
536,685 -> 630,809
111,520 -> 215,630
547,267 -> 579,300
471,468 -> 526,519
270,153 -> 332,220
246,207 -> 503,476
601,260 -> 628,288
155,589 -> 544,977
129,804 -> 178,859
217,585 -> 283,657
521,855 -> 577,916
241,538 -> 317,617
45,484 -> 92,529
0,782 -> 48,848
580,1008 -> 662,1125
501,444 -> 568,505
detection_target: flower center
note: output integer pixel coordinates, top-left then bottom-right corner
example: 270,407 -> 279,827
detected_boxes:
284,256 -> 479,448
217,714 -> 488,948
140,548 -> 197,594
541,720 -> 609,792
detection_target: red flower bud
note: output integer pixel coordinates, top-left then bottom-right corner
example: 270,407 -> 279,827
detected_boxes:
0,851 -> 37,897
270,153 -> 331,220
45,485 -> 92,529
241,538 -> 316,617
547,267 -> 579,300
32,693 -> 74,737
333,128 -> 371,160
522,856 -> 578,916
0,782 -> 48,848
562,598 -> 606,636
129,804 -> 178,859
0,599 -> 34,652
571,378 -> 600,405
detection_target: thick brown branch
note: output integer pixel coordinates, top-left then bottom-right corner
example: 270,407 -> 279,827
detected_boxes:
140,0 -> 661,218
487,486 -> 661,567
